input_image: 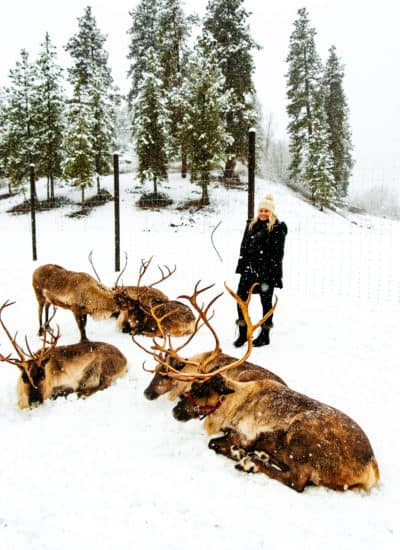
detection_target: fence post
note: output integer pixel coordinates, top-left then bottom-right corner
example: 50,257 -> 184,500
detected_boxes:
247,128 -> 256,221
113,153 -> 120,272
30,164 -> 37,261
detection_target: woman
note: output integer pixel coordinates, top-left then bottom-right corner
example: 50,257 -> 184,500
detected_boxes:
234,193 -> 287,347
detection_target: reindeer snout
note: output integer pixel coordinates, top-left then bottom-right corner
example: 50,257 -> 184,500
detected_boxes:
172,400 -> 191,422
144,386 -> 157,400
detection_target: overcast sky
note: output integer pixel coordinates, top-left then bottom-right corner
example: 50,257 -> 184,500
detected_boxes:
1,0 -> 399,192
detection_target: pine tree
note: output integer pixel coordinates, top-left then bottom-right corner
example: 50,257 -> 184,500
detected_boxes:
323,45 -> 353,199
132,47 -> 170,196
286,8 -> 323,184
156,0 -> 192,177
65,6 -> 116,194
181,40 -> 233,205
127,0 -> 159,104
304,105 -> 336,210
32,33 -> 65,203
203,0 -> 258,177
62,84 -> 95,208
0,49 -> 35,193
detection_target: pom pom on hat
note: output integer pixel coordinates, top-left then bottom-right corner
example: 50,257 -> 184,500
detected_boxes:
258,193 -> 275,214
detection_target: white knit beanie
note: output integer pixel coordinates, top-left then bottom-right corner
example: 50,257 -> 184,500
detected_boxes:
258,193 -> 275,214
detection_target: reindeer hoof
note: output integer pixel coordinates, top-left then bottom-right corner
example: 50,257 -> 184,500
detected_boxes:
236,456 -> 259,474
230,445 -> 246,461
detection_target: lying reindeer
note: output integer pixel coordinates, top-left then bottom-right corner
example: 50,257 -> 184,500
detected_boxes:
114,258 -> 195,338
0,301 -> 127,409
139,282 -> 380,493
33,263 -> 136,341
141,283 -> 285,401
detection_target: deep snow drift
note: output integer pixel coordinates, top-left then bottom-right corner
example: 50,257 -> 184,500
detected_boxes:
0,172 -> 399,549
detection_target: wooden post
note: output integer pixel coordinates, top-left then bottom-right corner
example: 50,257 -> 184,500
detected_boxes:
247,128 -> 256,221
113,153 -> 120,272
30,164 -> 37,261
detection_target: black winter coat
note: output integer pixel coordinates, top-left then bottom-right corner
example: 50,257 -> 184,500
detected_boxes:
235,219 -> 288,289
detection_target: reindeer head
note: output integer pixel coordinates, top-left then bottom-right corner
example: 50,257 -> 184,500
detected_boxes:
136,281 -> 277,398
0,300 -> 61,406
172,375 -> 234,421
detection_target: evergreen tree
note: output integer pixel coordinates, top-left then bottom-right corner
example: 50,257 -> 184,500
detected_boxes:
0,49 -> 35,193
304,104 -> 336,210
32,33 -> 65,203
156,0 -> 192,177
132,47 -> 170,195
286,7 -> 323,183
203,0 -> 258,177
65,6 -> 116,194
62,84 -> 95,208
323,45 -> 353,199
127,0 -> 159,104
181,40 -> 233,205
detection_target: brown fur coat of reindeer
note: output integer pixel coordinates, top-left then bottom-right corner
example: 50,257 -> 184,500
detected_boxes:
33,263 -> 136,341
114,258 -> 195,338
138,282 -> 380,493
0,301 -> 127,408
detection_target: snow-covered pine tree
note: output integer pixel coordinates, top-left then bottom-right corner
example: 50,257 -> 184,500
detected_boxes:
323,45 -> 353,199
62,84 -> 95,208
0,50 -> 35,193
127,0 -> 159,105
304,93 -> 336,211
65,6 -> 116,194
203,0 -> 258,178
132,47 -> 170,198
180,38 -> 233,205
32,33 -> 65,203
286,8 -> 323,185
156,0 -> 193,177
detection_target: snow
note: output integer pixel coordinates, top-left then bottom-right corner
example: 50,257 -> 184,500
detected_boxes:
0,172 -> 399,549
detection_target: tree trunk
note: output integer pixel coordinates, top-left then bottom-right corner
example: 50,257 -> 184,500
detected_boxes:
46,176 -> 50,201
96,174 -> 100,195
153,175 -> 158,196
200,172 -> 210,206
50,174 -> 55,204
181,144 -> 187,179
81,186 -> 85,209
224,158 -> 237,179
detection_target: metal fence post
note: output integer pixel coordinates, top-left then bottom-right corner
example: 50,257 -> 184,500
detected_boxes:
113,153 -> 120,272
30,164 -> 37,261
247,128 -> 256,221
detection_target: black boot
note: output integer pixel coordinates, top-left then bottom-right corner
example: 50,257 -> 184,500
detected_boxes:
233,321 -> 247,348
252,327 -> 270,347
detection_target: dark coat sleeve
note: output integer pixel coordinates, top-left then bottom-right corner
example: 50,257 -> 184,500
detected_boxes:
235,222 -> 251,274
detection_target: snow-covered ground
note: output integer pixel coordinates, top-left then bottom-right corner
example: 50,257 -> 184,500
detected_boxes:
0,172 -> 399,549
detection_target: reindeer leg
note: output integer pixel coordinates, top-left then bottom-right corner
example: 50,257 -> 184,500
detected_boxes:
37,299 -> 45,336
209,431 -> 247,462
236,454 -> 309,492
72,307 -> 88,342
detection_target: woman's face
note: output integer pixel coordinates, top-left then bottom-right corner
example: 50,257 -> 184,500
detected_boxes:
258,208 -> 270,221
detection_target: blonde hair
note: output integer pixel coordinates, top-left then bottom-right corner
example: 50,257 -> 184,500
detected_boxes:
249,212 -> 277,232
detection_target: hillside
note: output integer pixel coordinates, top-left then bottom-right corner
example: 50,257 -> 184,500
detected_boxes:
0,173 -> 399,550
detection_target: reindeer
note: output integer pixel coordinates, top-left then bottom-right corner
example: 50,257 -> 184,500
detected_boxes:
141,282 -> 285,400
115,258 -> 195,338
32,263 -> 136,341
138,283 -> 380,492
0,301 -> 128,409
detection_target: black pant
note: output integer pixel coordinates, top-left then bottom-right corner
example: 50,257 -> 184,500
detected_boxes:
236,274 -> 274,328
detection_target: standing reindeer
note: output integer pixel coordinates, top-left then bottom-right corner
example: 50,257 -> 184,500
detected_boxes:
0,301 -> 127,409
32,263 -> 136,341
137,282 -> 380,493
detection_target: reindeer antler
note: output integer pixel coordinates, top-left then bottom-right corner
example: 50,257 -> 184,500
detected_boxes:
133,281 -> 277,382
